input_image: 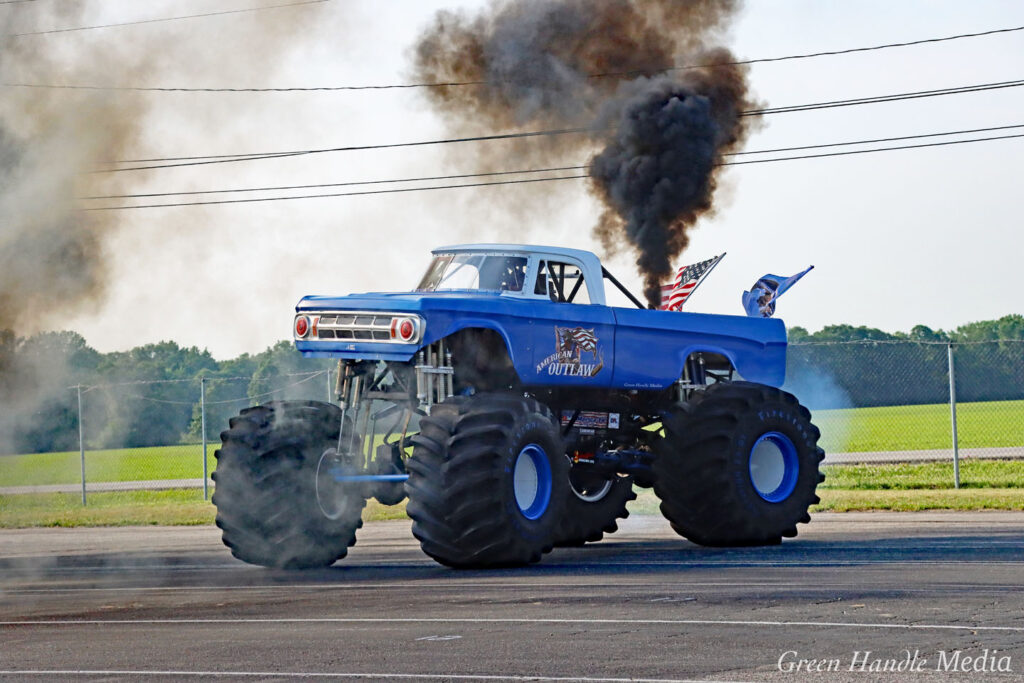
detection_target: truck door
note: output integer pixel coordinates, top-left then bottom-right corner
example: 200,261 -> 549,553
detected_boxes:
527,259 -> 615,388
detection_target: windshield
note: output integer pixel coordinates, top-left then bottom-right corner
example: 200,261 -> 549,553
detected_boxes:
416,253 -> 529,292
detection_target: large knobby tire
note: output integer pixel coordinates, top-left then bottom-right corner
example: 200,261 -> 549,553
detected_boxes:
405,393 -> 568,568
652,382 -> 824,546
212,400 -> 366,568
554,470 -> 636,547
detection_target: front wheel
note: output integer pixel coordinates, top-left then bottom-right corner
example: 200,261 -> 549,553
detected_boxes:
404,393 -> 568,568
652,382 -> 824,546
212,401 -> 366,568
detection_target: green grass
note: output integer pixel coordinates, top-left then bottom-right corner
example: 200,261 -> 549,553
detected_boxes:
2,399 -> 1021,489
0,489 -> 215,527
0,489 -> 409,528
813,489 -> 1024,512
813,459 -> 1024,511
0,445 -> 213,487
813,399 -> 1024,453
5,485 -> 1019,528
4,459 -> 1020,528
821,459 -> 1024,490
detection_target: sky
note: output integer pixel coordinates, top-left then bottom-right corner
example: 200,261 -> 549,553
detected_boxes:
4,0 -> 1023,359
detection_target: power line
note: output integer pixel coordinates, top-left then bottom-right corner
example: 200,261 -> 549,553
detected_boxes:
605,25 -> 1024,79
82,166 -> 588,200
5,24 -> 1022,90
82,124 -> 1024,201
4,0 -> 330,37
93,79 -> 1024,173
744,79 -> 1024,116
84,174 -> 589,211
729,122 -> 1024,155
94,128 -> 591,172
722,132 -> 1024,166
83,133 -> 1024,211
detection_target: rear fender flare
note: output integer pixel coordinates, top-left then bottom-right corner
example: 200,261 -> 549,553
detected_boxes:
678,346 -> 738,383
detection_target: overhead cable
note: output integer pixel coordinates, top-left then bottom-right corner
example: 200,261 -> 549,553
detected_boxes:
92,79 -> 1024,173
742,79 -> 1024,116
82,123 -> 1024,200
84,174 -> 589,211
5,0 -> 330,37
5,24 -> 1022,89
83,133 -> 1024,211
94,128 -> 591,172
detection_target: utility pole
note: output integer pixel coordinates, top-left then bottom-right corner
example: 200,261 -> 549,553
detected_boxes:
77,385 -> 86,506
201,377 -> 209,500
947,343 -> 960,489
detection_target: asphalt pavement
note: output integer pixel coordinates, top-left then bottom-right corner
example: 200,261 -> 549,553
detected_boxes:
2,512 -> 1023,682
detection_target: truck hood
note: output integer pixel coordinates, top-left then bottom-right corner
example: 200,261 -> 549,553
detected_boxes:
297,291 -> 519,314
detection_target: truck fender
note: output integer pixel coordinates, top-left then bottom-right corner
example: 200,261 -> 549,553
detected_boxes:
438,322 -> 526,389
678,346 -> 737,382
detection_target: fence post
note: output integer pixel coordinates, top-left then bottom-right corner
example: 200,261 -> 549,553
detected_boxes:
327,367 -> 332,403
77,384 -> 86,506
947,342 -> 960,489
201,377 -> 209,501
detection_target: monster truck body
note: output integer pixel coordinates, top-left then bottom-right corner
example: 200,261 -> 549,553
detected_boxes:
213,244 -> 824,569
294,244 -> 786,389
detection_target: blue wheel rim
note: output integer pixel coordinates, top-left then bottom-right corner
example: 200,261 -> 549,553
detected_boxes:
513,444 -> 552,520
748,432 -> 799,503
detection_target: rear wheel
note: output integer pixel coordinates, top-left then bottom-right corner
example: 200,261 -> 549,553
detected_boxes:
405,393 -> 568,567
652,382 -> 824,546
554,469 -> 635,547
213,401 -> 366,568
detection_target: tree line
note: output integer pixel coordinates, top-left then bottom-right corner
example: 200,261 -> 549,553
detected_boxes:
1,314 -> 1021,453
784,315 -> 1024,410
0,331 -> 333,455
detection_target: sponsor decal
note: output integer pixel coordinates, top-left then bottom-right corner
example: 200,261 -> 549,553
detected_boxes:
560,410 -> 620,430
536,326 -> 605,377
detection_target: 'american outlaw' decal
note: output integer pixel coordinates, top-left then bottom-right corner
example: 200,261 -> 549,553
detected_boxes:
536,326 -> 605,377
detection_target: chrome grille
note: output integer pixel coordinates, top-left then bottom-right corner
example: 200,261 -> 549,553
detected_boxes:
301,311 -> 422,344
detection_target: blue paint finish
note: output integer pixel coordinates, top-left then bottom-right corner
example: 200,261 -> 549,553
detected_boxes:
611,307 -> 787,388
514,443 -> 553,520
330,473 -> 411,483
748,431 -> 800,503
293,246 -> 790,390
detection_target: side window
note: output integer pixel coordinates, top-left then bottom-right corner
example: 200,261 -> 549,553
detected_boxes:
479,256 -> 528,292
534,261 -> 590,304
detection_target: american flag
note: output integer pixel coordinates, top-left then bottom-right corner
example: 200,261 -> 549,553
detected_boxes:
570,328 -> 597,351
659,253 -> 726,311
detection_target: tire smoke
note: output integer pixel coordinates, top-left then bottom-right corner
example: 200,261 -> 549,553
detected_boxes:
412,0 -> 760,306
0,2 -> 328,451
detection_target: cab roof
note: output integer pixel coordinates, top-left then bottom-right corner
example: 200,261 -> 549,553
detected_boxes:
431,243 -> 606,305
433,243 -> 599,262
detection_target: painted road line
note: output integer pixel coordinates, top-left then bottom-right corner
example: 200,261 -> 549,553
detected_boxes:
4,580 -> 1023,594
3,617 -> 1024,632
0,671 -> 751,683
9,558 -> 1024,574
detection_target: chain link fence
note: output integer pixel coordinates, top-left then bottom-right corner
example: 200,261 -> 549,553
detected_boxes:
2,340 -> 1022,503
0,369 -> 336,503
784,340 -> 1024,474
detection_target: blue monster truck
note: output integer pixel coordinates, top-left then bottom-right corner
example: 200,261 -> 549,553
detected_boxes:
213,244 -> 824,569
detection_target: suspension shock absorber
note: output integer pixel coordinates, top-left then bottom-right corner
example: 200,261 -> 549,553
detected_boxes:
338,361 -> 354,410
415,350 -> 428,407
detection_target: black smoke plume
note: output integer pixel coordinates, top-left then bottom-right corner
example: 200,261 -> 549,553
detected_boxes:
413,0 -> 759,306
